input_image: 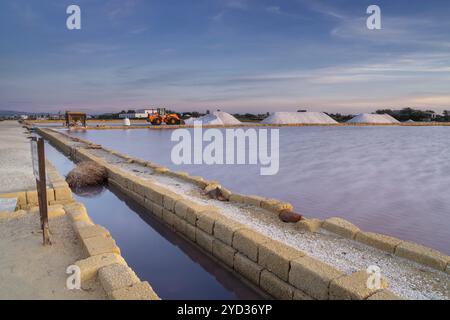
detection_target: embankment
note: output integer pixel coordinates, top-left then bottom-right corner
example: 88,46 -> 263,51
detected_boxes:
36,127 -> 450,300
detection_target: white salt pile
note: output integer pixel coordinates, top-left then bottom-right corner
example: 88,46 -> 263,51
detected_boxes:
184,111 -> 241,126
347,113 -> 400,124
261,112 -> 338,124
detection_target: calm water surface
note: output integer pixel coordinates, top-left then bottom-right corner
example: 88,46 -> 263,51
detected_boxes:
44,141 -> 263,300
69,126 -> 450,254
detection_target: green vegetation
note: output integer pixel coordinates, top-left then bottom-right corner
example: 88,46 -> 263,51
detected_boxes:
376,108 -> 450,122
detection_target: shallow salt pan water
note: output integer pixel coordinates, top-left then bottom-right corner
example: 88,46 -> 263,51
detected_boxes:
68,126 -> 450,254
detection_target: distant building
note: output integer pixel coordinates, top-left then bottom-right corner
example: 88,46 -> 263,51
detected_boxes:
119,109 -> 157,119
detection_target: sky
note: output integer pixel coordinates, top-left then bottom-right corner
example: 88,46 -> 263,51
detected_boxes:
0,0 -> 449,114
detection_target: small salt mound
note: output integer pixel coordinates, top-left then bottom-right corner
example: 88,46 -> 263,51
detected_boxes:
347,113 -> 400,124
261,112 -> 338,124
184,111 -> 241,126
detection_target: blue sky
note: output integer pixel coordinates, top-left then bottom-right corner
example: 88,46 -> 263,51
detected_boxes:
1,0 -> 449,114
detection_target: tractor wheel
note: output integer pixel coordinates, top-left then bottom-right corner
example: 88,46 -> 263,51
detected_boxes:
152,118 -> 162,125
168,117 -> 177,125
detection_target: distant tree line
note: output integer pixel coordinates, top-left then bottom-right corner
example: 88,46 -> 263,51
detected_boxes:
375,108 -> 450,122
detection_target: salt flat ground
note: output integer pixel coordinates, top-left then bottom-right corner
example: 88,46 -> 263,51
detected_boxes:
0,121 -> 35,193
0,212 -> 106,299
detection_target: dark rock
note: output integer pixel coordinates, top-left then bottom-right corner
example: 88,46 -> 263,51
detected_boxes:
279,210 -> 303,223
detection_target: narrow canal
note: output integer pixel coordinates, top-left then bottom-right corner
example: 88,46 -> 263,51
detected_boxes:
43,140 -> 264,300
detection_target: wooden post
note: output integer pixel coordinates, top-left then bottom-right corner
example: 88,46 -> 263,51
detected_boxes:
31,137 -> 51,246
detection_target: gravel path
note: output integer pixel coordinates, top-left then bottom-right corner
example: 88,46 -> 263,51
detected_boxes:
0,121 -> 36,193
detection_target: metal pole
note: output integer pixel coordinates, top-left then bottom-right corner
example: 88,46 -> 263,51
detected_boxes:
36,138 -> 51,246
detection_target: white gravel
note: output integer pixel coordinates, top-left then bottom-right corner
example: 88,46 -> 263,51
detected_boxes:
184,111 -> 241,126
347,113 -> 400,124
261,112 -> 338,124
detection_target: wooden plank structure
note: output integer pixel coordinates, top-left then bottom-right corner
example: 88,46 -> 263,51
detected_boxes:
65,111 -> 87,127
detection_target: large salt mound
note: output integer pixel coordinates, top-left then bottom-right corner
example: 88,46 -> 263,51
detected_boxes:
347,113 -> 400,124
184,111 -> 241,126
261,112 -> 338,124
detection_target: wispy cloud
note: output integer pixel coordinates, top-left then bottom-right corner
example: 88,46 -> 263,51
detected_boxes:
105,0 -> 140,20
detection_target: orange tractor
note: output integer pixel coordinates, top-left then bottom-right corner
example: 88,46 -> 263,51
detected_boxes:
147,108 -> 184,125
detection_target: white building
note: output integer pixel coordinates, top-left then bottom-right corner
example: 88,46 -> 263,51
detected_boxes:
119,109 -> 158,119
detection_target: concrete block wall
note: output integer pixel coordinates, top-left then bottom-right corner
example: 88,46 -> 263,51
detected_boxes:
35,127 -> 418,300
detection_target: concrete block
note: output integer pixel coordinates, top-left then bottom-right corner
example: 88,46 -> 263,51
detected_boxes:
258,239 -> 305,281
329,270 -> 388,300
367,290 -> 403,300
232,229 -> 270,262
26,190 -> 39,206
64,203 -> 90,223
220,187 -> 232,200
75,253 -> 126,282
131,178 -> 148,196
241,195 -> 265,207
234,253 -> 263,286
355,232 -> 402,253
109,281 -> 160,300
289,256 -> 344,300
46,188 -> 56,203
163,192 -> 182,211
172,214 -> 187,234
394,241 -> 450,271
293,289 -> 314,300
54,186 -> 72,201
98,263 -> 140,293
196,209 -> 224,235
229,193 -> 246,204
0,192 -> 26,209
162,209 -> 176,227
143,184 -> 165,205
261,199 -> 293,214
49,199 -> 74,206
296,219 -> 323,233
213,219 -> 245,246
174,199 -> 190,219
322,217 -> 360,239
184,223 -> 196,242
83,235 -> 121,256
73,219 -> 94,232
143,197 -> 153,212
153,167 -> 169,174
151,202 -> 164,219
212,240 -> 236,268
52,181 -> 69,189
47,204 -> 65,219
260,270 -> 294,300
77,225 -> 110,240
196,229 -> 214,253
184,202 -> 216,226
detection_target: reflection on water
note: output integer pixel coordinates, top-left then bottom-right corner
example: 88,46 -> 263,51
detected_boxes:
44,141 -> 263,300
71,185 -> 106,198
69,126 -> 450,254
